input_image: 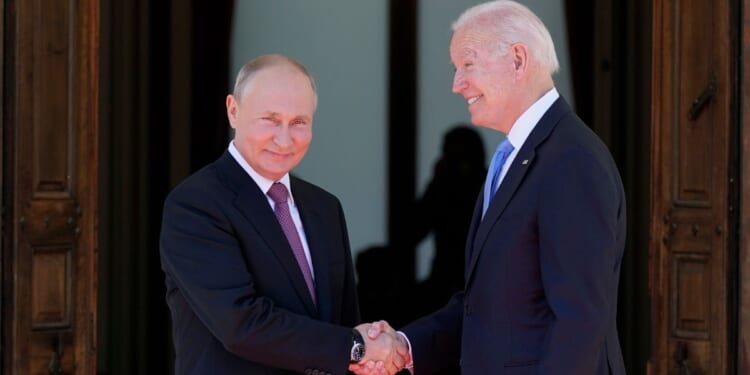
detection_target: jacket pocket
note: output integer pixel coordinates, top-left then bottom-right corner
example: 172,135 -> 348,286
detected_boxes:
503,360 -> 538,375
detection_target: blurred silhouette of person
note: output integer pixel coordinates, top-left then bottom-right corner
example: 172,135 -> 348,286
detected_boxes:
354,126 -> 485,375
355,245 -> 409,324
355,127 -> 485,325
411,125 -> 486,314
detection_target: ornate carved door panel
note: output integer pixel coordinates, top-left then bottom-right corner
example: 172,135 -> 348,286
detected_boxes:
649,0 -> 735,373
2,0 -> 99,373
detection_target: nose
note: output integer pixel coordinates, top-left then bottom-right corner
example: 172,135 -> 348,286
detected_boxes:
273,125 -> 293,148
452,70 -> 466,93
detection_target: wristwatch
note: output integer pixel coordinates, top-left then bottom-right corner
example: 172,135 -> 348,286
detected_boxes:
350,329 -> 366,363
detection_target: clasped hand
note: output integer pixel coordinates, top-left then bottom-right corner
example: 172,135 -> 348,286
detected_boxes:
349,321 -> 410,375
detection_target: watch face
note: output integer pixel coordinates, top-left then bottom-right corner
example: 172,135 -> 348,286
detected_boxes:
351,343 -> 365,362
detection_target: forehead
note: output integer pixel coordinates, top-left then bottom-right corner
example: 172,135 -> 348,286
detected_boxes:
245,66 -> 315,100
240,66 -> 317,116
450,26 -> 492,61
248,65 -> 310,90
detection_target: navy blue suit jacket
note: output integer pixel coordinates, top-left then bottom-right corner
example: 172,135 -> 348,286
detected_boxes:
403,98 -> 627,374
160,152 -> 360,375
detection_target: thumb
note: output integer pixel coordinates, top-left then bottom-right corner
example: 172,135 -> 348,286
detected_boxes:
368,320 -> 388,338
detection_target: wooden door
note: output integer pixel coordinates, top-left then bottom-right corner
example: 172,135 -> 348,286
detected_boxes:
649,0 -> 735,373
2,0 -> 99,373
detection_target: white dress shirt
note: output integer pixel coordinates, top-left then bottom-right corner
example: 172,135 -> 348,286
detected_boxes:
494,87 -> 559,190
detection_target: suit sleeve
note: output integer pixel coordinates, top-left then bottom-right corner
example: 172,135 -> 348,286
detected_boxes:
537,148 -> 624,373
160,186 -> 353,375
336,200 -> 361,327
401,292 -> 464,374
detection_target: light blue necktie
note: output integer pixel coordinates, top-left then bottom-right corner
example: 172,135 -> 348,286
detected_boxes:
483,138 -> 515,215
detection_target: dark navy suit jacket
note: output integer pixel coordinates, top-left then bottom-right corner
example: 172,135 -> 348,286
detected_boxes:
160,151 -> 360,375
403,98 -> 627,375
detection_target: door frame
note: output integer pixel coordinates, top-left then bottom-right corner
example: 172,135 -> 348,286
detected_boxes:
739,0 -> 750,371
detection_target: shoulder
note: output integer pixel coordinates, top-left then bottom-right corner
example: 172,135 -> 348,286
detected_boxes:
543,112 -> 613,165
164,161 -> 228,209
290,176 -> 340,205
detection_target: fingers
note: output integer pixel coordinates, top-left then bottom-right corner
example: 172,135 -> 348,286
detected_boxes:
367,320 -> 395,339
355,322 -> 372,338
390,348 -> 405,369
384,359 -> 398,375
367,330 -> 404,374
394,332 -> 410,360
349,360 -> 389,375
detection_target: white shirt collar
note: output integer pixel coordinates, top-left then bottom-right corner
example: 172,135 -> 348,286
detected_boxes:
506,87 -> 559,148
228,141 -> 296,207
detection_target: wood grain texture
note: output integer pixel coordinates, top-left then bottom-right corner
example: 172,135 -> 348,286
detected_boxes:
3,0 -> 99,373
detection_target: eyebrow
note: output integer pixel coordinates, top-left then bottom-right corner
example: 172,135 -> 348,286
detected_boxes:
461,48 -> 477,58
261,112 -> 312,123
294,115 -> 312,123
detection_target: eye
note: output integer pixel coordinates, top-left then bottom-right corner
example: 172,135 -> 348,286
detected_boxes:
291,118 -> 309,126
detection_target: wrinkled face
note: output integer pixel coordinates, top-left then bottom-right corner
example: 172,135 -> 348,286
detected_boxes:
226,65 -> 315,181
450,25 -> 518,133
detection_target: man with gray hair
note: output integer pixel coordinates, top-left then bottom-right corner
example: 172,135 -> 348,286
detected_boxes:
355,1 -> 626,374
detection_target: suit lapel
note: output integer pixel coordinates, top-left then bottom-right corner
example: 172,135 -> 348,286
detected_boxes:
216,153 -> 318,317
466,148 -> 536,281
291,178 -> 335,322
464,192 -> 483,279
465,98 -> 571,286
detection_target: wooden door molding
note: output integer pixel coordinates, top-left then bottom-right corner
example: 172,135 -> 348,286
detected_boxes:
0,0 -> 5,367
649,0 -> 734,373
2,0 -> 99,373
740,0 -> 750,371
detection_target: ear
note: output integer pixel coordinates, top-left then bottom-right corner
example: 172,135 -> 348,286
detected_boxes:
510,43 -> 529,73
226,94 -> 239,128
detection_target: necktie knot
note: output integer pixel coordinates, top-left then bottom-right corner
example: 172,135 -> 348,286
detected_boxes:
495,138 -> 514,156
267,183 -> 289,204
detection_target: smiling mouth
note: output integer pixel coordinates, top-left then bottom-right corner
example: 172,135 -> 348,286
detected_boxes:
267,150 -> 292,158
467,95 -> 483,105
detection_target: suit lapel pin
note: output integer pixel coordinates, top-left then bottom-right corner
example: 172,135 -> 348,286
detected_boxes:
522,159 -> 529,165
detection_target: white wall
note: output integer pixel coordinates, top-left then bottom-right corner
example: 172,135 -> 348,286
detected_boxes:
230,1 -> 388,259
415,0 -> 573,280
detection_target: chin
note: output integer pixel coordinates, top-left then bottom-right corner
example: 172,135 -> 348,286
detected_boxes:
470,116 -> 490,128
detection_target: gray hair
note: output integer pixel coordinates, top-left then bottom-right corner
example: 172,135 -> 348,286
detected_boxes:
232,54 -> 318,101
452,0 -> 559,74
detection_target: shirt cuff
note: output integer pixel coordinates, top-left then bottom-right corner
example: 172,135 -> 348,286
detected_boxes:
397,331 -> 414,372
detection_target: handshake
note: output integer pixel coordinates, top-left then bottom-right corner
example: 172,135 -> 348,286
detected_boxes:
349,321 -> 411,375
